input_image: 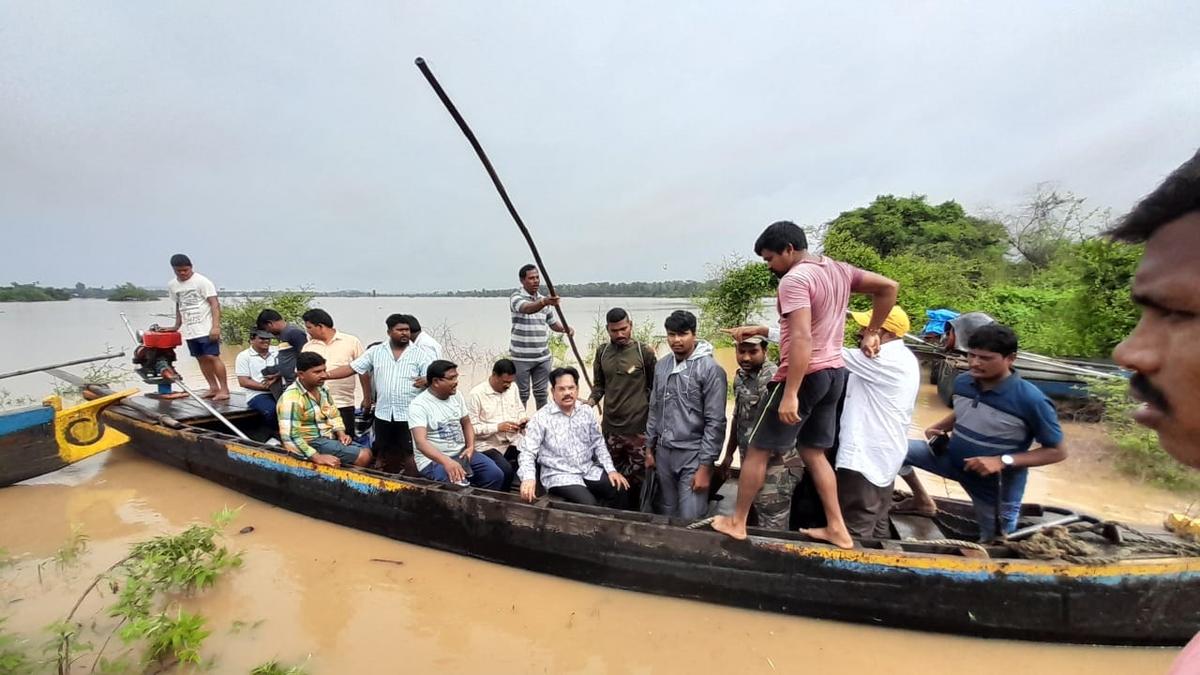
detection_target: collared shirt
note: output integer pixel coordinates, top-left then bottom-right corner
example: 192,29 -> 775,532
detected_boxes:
509,289 -> 558,362
302,330 -> 365,409
276,381 -> 344,459
733,361 -> 778,452
414,332 -> 443,359
408,390 -> 469,472
518,401 -> 616,489
836,340 -> 921,487
234,346 -> 279,386
350,341 -> 433,422
467,380 -> 525,452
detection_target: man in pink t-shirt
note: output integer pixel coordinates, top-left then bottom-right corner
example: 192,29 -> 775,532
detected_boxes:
713,221 -> 899,548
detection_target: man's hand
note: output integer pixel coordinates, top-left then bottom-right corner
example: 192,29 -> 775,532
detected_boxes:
964,455 -> 1004,476
360,395 -> 374,413
924,426 -> 948,441
778,396 -> 800,425
497,421 -> 520,433
717,456 -> 734,482
543,296 -> 561,308
566,326 -> 575,338
691,464 -> 713,493
520,479 -> 537,503
462,445 -> 475,461
583,399 -> 596,407
608,472 -> 631,491
336,431 -> 352,446
645,446 -> 656,471
720,326 -> 768,344
263,373 -> 280,386
413,377 -> 428,388
312,454 -> 341,468
860,331 -> 881,358
443,458 -> 467,483
208,327 -> 221,342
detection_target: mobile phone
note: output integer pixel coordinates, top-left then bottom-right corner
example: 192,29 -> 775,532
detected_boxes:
929,432 -> 951,456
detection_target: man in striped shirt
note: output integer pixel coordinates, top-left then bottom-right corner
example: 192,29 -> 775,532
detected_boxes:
325,313 -> 433,475
509,264 -> 574,410
276,352 -> 372,468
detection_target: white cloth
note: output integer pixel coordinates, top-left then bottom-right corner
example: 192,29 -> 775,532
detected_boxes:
234,346 -> 279,385
407,390 -> 469,472
167,273 -> 218,340
467,380 -> 525,452
414,332 -> 443,359
836,340 -> 921,487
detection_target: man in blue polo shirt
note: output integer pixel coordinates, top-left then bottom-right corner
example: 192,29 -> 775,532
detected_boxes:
901,323 -> 1066,541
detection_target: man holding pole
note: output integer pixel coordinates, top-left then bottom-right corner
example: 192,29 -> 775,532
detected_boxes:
509,264 -> 574,411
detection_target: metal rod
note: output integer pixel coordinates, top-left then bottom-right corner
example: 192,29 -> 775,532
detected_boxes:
1006,514 -> 1084,541
165,374 -> 251,441
119,312 -> 141,346
413,56 -> 593,388
0,352 -> 126,381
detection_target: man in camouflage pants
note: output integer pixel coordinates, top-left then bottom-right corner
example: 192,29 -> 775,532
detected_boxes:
718,335 -> 798,529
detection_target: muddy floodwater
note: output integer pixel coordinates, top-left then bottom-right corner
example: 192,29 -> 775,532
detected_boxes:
0,297 -> 1191,673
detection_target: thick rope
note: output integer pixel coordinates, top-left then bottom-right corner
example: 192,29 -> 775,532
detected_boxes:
687,516 -> 717,530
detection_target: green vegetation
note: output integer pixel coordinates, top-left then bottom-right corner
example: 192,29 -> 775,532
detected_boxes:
0,283 -> 71,302
251,659 -> 310,675
694,256 -> 776,344
107,282 -> 159,302
220,291 -> 314,345
1090,377 -> 1200,492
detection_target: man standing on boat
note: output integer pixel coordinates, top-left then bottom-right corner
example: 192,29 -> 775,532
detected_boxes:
646,310 -> 728,520
586,307 -> 657,507
325,314 -> 433,475
234,329 -> 281,428
1106,149 -> 1200,673
467,357 -> 525,492
509,264 -> 574,411
165,254 -> 230,401
717,334 -> 796,529
256,309 -> 308,386
301,309 -> 368,437
277,352 -> 372,468
898,324 -> 1065,541
712,221 -> 899,548
410,359 -> 505,489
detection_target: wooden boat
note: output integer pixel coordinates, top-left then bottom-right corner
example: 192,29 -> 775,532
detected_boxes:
86,386 -> 1200,646
931,354 -> 1126,407
0,389 -> 136,487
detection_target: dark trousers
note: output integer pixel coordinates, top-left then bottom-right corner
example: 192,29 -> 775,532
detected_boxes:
247,393 -> 278,427
338,406 -> 356,440
482,448 -> 516,492
373,417 -> 414,474
549,477 -> 617,507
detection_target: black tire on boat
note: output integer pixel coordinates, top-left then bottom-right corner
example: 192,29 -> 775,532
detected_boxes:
936,361 -> 958,408
928,359 -> 942,385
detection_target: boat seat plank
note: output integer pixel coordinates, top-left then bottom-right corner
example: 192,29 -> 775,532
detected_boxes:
891,514 -> 945,542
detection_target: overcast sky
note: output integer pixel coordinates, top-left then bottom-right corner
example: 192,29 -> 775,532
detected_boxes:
2,2 -> 1197,292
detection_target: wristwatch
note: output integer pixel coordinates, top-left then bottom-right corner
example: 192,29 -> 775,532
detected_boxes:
1000,454 -> 1015,467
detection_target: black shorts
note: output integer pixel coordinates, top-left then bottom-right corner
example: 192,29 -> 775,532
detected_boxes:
746,367 -> 846,453
372,418 -> 413,473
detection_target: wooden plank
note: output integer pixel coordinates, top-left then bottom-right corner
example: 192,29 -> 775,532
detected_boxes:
891,514 -> 944,541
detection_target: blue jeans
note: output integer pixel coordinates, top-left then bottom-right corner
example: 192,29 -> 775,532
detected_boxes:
904,439 -> 1027,541
247,393 -> 277,426
419,452 -> 505,490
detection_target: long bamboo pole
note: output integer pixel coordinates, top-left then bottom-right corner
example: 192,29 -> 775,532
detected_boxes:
413,57 -> 593,388
0,351 -> 125,381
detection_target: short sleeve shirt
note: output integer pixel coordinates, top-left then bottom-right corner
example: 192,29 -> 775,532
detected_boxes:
167,273 -> 218,340
774,258 -> 861,382
408,390 -> 469,471
275,324 -> 309,383
509,290 -> 556,362
234,346 -> 279,385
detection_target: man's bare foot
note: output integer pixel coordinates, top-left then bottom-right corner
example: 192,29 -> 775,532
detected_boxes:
212,390 -> 231,402
200,389 -> 216,399
711,515 -> 748,541
893,496 -> 937,517
799,526 -> 855,549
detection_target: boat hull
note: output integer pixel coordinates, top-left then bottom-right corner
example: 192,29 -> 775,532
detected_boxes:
104,407 -> 1200,646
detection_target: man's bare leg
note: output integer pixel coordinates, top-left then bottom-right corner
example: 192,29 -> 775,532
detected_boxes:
712,446 -> 771,540
196,357 -> 218,398
895,470 -> 937,516
796,447 -> 854,549
209,356 -> 230,401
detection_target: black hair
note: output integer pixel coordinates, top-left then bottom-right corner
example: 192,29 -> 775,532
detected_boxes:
385,313 -> 412,331
255,309 -> 283,329
169,253 -> 192,267
492,358 -> 517,376
301,308 -> 334,328
736,340 -> 766,352
426,359 -> 458,382
549,366 -> 579,387
966,323 -> 1019,357
606,307 -> 629,324
404,314 -> 422,334
518,264 -> 538,281
753,220 -> 808,255
1109,148 -> 1200,243
296,351 -> 326,372
663,310 -> 697,334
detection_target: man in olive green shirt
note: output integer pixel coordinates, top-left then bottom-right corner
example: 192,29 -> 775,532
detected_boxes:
586,308 -> 657,507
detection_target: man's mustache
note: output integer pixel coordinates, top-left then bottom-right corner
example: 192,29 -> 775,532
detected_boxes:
1130,373 -> 1171,415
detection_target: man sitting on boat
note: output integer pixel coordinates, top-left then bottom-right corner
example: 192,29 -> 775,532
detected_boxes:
834,306 -> 920,538
409,359 -> 506,489
234,329 -> 281,428
466,358 -> 524,492
518,366 -> 630,506
276,352 -> 372,469
900,323 -> 1066,541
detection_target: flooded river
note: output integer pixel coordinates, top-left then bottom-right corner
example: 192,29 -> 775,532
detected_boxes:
0,298 -> 1190,672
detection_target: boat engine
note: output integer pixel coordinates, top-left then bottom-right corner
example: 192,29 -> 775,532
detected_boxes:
132,326 -> 182,396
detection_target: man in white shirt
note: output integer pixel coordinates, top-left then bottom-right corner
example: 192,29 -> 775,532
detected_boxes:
234,329 -> 280,426
466,358 -> 526,492
835,306 -> 921,538
165,254 -> 229,401
409,359 -> 505,489
408,315 -> 444,360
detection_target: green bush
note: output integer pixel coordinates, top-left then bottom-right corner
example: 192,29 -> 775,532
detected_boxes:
1089,377 -> 1200,492
220,291 -> 313,345
695,257 -> 776,344
107,282 -> 158,302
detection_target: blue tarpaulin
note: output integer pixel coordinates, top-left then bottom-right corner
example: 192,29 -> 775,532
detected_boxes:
921,309 -> 959,336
